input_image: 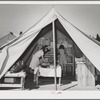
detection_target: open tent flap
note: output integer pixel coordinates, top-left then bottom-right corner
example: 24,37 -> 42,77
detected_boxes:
57,13 -> 100,71
0,47 -> 8,71
0,8 -> 100,79
0,9 -> 57,79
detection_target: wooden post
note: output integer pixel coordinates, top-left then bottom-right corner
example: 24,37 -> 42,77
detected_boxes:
52,21 -> 57,90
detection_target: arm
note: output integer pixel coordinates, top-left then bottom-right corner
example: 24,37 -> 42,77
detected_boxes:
64,48 -> 68,56
42,55 -> 46,63
41,56 -> 50,68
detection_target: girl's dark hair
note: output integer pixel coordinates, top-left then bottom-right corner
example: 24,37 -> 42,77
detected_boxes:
59,44 -> 65,49
41,45 -> 50,54
41,45 -> 48,52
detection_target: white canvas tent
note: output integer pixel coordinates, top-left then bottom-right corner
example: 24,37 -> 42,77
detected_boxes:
0,8 -> 100,81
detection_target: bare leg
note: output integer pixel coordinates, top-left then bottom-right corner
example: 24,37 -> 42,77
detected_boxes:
62,65 -> 65,77
33,74 -> 36,85
64,64 -> 67,74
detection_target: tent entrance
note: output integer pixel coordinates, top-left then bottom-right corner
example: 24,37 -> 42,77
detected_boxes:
37,19 -> 76,85
18,19 -> 76,88
17,19 -> 96,88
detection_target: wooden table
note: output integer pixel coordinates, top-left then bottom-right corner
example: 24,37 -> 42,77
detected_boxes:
37,65 -> 62,85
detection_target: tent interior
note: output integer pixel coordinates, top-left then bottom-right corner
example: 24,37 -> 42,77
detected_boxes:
20,19 -> 83,66
0,19 -> 100,89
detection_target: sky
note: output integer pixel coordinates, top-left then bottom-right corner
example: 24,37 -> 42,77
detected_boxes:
0,3 -> 100,38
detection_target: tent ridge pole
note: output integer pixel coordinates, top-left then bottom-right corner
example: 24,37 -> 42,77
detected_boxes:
52,20 -> 57,90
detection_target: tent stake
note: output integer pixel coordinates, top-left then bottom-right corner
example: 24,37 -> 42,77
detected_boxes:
52,21 -> 57,90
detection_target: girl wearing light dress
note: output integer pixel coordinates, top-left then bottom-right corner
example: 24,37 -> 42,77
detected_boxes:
59,44 -> 67,75
29,45 -> 50,85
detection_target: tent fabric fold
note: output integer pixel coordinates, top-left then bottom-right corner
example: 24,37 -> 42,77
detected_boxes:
0,8 -> 100,79
0,9 -> 57,79
57,15 -> 100,71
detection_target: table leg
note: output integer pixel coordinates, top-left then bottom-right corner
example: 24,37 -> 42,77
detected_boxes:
59,77 -> 61,86
21,77 -> 25,90
36,75 -> 38,86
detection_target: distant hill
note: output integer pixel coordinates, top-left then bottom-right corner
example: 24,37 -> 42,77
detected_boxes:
0,33 -> 16,47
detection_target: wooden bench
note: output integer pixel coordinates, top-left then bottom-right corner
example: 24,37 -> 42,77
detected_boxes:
0,71 -> 26,90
